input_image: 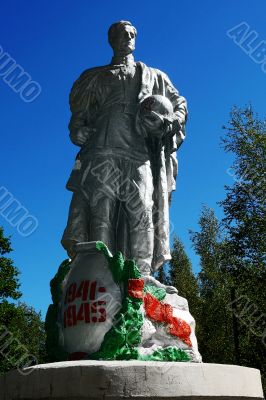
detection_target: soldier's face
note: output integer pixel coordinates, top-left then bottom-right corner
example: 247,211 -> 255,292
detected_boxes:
113,25 -> 136,55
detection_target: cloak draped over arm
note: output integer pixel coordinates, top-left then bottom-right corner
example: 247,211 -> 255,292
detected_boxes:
138,63 -> 188,270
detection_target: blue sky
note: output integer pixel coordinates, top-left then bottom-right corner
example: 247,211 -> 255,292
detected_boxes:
0,0 -> 265,317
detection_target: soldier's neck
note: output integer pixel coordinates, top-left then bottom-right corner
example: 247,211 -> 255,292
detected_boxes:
111,53 -> 135,65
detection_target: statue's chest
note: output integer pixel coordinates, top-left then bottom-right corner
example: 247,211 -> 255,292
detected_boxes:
98,66 -> 141,102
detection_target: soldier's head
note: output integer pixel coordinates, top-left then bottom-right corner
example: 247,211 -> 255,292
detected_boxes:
108,21 -> 137,56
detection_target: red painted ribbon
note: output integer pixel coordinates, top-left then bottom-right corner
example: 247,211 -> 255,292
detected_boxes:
144,292 -> 192,347
128,279 -> 192,347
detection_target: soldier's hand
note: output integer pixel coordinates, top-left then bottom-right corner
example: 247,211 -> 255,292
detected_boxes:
172,118 -> 182,133
163,119 -> 182,136
164,120 -> 173,134
75,127 -> 96,146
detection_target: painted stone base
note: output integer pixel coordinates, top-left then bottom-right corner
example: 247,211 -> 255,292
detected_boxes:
46,241 -> 201,362
0,360 -> 263,400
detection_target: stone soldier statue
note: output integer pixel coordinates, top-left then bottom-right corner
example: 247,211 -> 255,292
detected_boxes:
62,20 -> 187,275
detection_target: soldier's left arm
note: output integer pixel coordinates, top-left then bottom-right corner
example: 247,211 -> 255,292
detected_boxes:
163,72 -> 187,148
152,69 -> 188,194
155,70 -> 188,149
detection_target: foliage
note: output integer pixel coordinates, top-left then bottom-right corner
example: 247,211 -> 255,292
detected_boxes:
220,106 -> 266,270
190,206 -> 235,364
0,227 -> 45,374
0,227 -> 21,300
0,300 -> 46,374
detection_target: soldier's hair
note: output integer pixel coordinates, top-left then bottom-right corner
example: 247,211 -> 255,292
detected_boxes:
108,21 -> 137,48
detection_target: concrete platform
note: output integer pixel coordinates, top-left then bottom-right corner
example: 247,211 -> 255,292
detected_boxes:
0,360 -> 263,400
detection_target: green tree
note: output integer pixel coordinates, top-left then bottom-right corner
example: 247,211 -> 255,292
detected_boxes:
219,106 -> 266,390
0,227 -> 21,301
0,227 -> 46,373
220,106 -> 265,270
190,206 -> 235,364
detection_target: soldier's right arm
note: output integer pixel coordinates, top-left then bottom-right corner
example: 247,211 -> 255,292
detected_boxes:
68,67 -> 100,147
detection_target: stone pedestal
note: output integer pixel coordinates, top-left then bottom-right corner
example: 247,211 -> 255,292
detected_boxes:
0,360 -> 263,400
46,241 -> 202,362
